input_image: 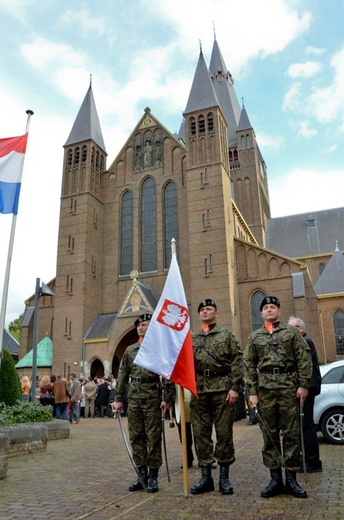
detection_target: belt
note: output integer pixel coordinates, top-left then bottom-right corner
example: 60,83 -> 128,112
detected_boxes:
196,368 -> 230,377
130,376 -> 160,384
259,366 -> 295,375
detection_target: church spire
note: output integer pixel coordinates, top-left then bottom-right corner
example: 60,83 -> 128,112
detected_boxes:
64,82 -> 106,152
183,48 -> 219,115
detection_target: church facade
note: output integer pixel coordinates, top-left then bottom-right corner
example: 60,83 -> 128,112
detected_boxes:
18,38 -> 344,379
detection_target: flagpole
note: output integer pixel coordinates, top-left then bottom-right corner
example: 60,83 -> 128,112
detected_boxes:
178,384 -> 190,497
0,110 -> 34,368
171,238 -> 190,496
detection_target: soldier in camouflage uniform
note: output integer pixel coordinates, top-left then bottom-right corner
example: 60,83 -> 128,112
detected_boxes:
190,299 -> 243,495
113,314 -> 174,493
243,296 -> 312,499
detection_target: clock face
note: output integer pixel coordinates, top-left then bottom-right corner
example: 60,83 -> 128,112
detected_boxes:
143,118 -> 151,126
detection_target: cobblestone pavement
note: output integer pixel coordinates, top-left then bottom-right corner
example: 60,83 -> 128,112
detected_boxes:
0,416 -> 343,520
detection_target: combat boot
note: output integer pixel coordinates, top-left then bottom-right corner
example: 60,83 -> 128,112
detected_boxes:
147,468 -> 159,493
190,465 -> 215,495
261,468 -> 285,498
128,465 -> 147,492
219,463 -> 233,495
285,470 -> 307,498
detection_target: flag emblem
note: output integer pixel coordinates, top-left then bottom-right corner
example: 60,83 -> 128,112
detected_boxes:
157,299 -> 188,330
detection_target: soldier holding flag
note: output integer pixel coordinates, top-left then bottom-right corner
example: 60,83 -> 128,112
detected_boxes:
113,313 -> 174,493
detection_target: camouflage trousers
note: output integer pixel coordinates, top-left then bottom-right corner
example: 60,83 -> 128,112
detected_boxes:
190,391 -> 236,466
258,387 -> 301,471
128,397 -> 162,469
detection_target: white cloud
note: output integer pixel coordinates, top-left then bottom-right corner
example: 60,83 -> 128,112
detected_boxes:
306,45 -> 325,56
296,120 -> 317,138
21,37 -> 87,72
321,145 -> 337,154
287,61 -> 322,78
256,131 -> 285,152
270,167 -> 344,217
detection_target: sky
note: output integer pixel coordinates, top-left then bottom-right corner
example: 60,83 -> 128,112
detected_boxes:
0,0 -> 344,327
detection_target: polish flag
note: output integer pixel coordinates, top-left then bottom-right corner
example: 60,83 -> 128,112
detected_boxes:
0,134 -> 28,214
134,252 -> 197,395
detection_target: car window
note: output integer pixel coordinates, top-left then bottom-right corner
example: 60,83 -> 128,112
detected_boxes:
322,366 -> 344,384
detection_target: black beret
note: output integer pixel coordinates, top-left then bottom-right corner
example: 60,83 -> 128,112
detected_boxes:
134,313 -> 152,327
198,299 -> 217,313
260,296 -> 280,311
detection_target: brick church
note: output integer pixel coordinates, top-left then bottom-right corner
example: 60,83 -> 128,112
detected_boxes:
18,37 -> 344,379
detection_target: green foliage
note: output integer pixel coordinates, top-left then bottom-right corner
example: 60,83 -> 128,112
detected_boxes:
0,400 -> 54,427
0,348 -> 21,405
8,314 -> 23,342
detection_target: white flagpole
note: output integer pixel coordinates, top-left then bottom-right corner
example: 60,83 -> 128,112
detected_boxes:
0,110 -> 34,368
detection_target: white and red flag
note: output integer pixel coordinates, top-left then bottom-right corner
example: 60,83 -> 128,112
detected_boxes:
134,252 -> 197,395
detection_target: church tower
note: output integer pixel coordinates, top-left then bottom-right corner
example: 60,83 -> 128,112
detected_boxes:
52,82 -> 107,375
183,47 -> 240,331
208,37 -> 270,246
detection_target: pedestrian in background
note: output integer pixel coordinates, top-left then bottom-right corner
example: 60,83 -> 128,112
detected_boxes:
288,316 -> 322,473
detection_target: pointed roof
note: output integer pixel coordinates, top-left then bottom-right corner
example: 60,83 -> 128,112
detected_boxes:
64,83 -> 106,152
84,313 -> 118,341
117,276 -> 158,318
209,38 -> 241,145
237,105 -> 253,132
15,333 -> 53,368
315,243 -> 344,296
2,329 -> 19,356
184,50 -> 220,115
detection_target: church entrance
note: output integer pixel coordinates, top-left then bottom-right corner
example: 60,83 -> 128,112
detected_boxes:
111,327 -> 138,377
90,358 -> 105,380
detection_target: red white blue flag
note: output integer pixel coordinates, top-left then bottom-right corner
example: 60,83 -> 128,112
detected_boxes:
0,134 -> 28,214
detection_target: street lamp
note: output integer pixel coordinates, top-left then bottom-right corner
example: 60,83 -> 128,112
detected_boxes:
30,279 -> 55,403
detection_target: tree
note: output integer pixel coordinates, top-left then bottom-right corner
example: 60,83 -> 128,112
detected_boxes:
0,348 -> 22,405
8,314 -> 23,342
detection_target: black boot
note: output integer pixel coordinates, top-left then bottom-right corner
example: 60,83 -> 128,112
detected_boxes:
128,465 -> 147,492
219,464 -> 233,495
285,470 -> 307,498
261,468 -> 285,498
147,468 -> 159,493
190,465 -> 215,495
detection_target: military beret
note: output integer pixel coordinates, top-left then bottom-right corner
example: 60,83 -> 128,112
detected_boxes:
198,299 -> 217,313
260,296 -> 280,311
134,313 -> 152,327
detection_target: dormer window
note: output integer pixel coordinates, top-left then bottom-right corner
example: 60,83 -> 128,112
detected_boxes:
216,68 -> 224,82
307,219 -> 317,228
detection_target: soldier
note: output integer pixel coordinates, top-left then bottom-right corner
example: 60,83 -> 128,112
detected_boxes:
190,299 -> 243,495
113,313 -> 174,493
243,296 -> 312,499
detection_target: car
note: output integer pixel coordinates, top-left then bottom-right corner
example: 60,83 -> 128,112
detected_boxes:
314,359 -> 344,444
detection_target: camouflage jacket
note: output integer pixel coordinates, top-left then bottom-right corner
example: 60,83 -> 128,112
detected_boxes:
192,325 -> 243,394
115,342 -> 175,403
243,322 -> 312,395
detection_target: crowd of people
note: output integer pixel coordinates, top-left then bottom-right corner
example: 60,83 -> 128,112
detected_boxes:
20,372 -> 121,423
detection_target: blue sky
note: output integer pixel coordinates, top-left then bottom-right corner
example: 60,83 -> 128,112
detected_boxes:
1,0 -> 344,326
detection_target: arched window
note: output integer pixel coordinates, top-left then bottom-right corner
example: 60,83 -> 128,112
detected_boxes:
246,134 -> 251,148
207,113 -> 214,132
333,310 -> 344,356
164,182 -> 178,268
120,191 -> 133,275
241,135 -> 245,149
96,151 -> 100,170
190,117 -> 196,135
198,115 -> 205,134
234,149 -> 238,161
67,149 -> 73,167
81,145 -> 87,163
251,291 -> 265,331
74,147 -> 80,166
141,178 -> 157,272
